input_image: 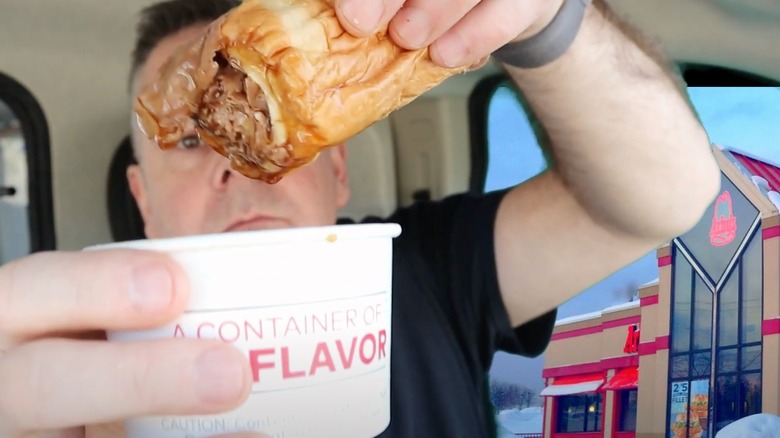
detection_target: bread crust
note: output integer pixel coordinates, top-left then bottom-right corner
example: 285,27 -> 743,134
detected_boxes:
135,0 -> 467,182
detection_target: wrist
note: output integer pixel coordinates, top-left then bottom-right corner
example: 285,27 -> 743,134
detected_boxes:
493,0 -> 592,69
512,0 -> 566,43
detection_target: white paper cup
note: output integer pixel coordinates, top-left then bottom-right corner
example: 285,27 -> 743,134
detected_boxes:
86,223 -> 401,438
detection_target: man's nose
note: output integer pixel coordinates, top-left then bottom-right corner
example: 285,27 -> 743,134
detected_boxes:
218,168 -> 232,187
210,154 -> 236,189
210,154 -> 268,191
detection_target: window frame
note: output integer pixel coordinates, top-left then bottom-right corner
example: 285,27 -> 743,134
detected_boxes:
467,73 -> 504,194
467,73 -> 553,194
656,62 -> 775,436
712,229 -> 763,434
667,225 -> 763,436
0,72 -> 56,254
467,65 -> 779,196
679,63 -> 780,87
615,389 -> 638,433
554,393 -> 603,434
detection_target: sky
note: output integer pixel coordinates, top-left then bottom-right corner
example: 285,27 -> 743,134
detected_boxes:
485,86 -> 780,392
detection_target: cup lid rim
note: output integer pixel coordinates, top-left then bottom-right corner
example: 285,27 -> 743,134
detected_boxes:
85,223 -> 402,253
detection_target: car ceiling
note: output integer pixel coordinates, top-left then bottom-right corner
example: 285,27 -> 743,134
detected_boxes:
609,0 -> 780,81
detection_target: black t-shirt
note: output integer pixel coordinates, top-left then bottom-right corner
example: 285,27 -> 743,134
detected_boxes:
351,189 -> 557,437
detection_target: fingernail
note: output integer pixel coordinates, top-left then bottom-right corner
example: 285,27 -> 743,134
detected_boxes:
339,0 -> 383,34
129,264 -> 174,312
195,347 -> 246,404
468,56 -> 490,71
433,33 -> 470,68
393,7 -> 432,49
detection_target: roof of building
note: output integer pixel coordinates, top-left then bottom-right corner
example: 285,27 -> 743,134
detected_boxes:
639,277 -> 660,288
719,145 -> 780,210
555,299 -> 639,327
729,147 -> 780,190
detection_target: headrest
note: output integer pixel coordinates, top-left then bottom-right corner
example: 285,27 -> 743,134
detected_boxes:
107,136 -> 145,242
338,118 -> 398,221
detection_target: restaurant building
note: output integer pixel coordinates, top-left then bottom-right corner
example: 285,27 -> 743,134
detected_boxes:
538,146 -> 780,438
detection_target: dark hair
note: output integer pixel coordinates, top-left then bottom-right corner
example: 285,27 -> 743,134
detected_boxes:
129,0 -> 239,86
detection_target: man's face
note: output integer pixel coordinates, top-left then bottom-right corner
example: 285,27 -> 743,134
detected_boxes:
127,25 -> 351,239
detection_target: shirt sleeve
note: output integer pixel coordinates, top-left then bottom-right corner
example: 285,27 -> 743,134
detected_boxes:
384,189 -> 557,369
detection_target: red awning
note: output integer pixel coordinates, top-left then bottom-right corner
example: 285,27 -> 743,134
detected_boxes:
601,367 -> 638,391
539,373 -> 605,396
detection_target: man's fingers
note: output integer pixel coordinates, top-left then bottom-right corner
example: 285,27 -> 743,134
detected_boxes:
334,0 -> 404,37
0,339 -> 251,431
466,56 -> 490,72
0,250 -> 189,339
334,0 -> 544,68
387,0 -> 479,50
430,0 -> 538,67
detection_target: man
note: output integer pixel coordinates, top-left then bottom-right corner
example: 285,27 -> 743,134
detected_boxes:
0,0 -> 720,437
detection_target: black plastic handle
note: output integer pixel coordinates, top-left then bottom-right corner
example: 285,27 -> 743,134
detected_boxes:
0,186 -> 16,197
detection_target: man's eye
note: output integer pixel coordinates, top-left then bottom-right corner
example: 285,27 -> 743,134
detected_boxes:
178,135 -> 202,150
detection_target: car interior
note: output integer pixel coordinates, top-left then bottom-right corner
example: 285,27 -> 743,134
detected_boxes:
1,0 -> 779,436
1,0 -> 779,259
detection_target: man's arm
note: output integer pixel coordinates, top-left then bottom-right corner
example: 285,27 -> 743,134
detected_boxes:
332,0 -> 720,327
494,0 -> 721,326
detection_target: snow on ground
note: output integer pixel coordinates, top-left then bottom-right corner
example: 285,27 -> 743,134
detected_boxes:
715,413 -> 780,438
495,407 -> 543,436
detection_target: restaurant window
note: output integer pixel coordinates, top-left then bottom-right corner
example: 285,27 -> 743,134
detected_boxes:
618,389 -> 638,432
556,393 -> 602,433
713,230 -> 763,434
668,201 -> 763,437
668,251 -> 713,438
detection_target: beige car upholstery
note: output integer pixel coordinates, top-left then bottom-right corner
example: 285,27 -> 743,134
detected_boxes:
338,119 -> 398,221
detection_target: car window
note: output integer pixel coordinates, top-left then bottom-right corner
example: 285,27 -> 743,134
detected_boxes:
469,76 -> 548,192
469,75 -> 780,429
484,84 -> 548,191
687,86 -> 780,161
0,72 -> 56,264
665,85 -> 779,436
0,99 -> 30,263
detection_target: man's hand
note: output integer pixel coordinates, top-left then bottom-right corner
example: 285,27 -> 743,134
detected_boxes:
0,250 -> 256,438
334,0 -> 563,67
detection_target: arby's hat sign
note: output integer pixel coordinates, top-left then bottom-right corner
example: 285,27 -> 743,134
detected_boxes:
709,191 -> 738,247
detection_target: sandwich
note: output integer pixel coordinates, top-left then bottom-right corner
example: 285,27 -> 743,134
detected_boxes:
670,411 -> 703,438
689,394 -> 708,428
134,0 -> 468,183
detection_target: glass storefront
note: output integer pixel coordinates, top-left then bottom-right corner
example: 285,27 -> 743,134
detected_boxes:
617,389 -> 638,432
540,146 -> 779,438
557,393 -> 603,433
667,172 -> 764,437
713,229 -> 763,433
